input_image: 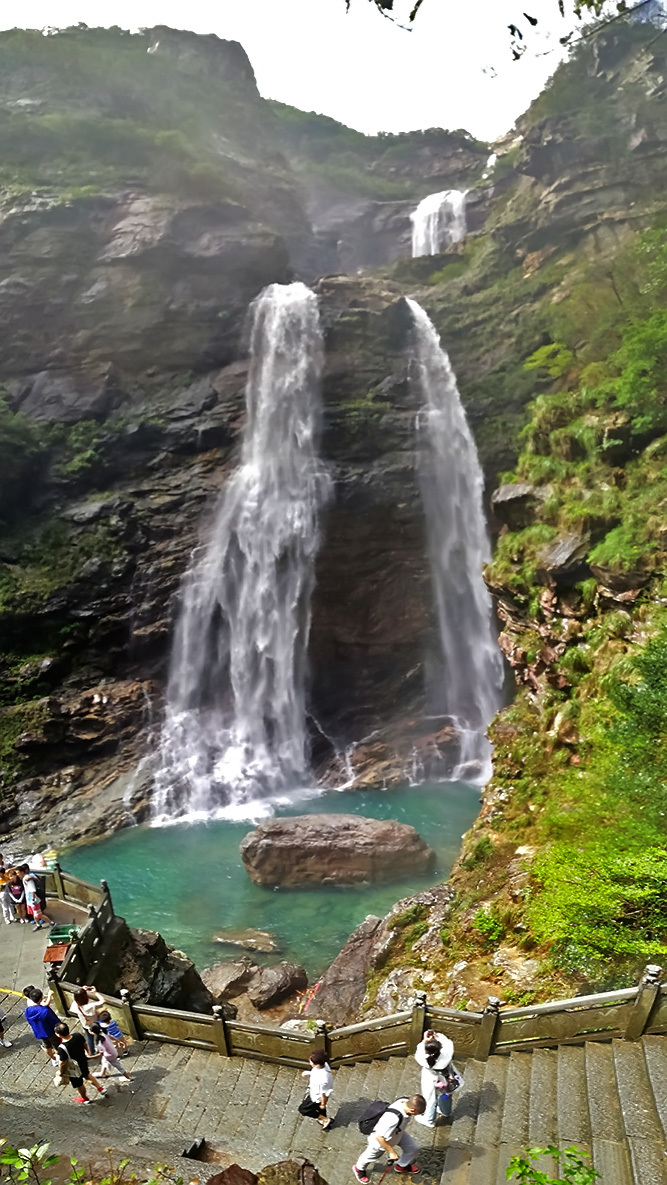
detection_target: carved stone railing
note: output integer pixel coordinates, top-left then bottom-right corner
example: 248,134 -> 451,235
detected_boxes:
45,868 -> 666,1068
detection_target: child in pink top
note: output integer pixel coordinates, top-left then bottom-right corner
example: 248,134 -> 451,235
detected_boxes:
89,1023 -> 132,1084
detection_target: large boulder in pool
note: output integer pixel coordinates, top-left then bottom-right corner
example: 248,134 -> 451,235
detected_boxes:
240,814 -> 436,887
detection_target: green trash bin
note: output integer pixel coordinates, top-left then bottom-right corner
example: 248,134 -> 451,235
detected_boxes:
47,923 -> 79,945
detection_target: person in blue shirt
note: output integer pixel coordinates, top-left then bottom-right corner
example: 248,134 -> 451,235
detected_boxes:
24,987 -> 60,1064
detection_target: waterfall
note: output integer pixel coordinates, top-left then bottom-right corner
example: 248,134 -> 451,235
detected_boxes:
411,190 -> 467,257
153,282 -> 331,823
407,298 -> 503,781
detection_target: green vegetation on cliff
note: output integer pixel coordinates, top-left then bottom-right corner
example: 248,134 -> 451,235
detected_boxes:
490,225 -> 667,595
0,25 -> 275,202
440,223 -> 667,994
268,99 -> 487,200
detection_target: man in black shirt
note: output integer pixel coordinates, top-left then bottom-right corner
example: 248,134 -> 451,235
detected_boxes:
55,1022 -> 105,1104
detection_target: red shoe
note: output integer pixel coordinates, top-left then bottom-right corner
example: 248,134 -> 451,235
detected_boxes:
352,1169 -> 369,1184
394,1166 -> 420,1175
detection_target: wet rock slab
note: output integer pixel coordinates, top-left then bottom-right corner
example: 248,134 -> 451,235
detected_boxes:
212,928 -> 281,953
240,813 -> 435,887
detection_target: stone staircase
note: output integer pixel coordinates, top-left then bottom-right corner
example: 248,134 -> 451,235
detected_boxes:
214,1039 -> 667,1185
2,975 -> 667,1185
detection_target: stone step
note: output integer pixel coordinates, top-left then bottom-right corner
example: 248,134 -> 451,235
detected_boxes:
612,1039 -> 667,1185
585,1041 -> 633,1185
641,1034 -> 667,1142
526,1047 -> 557,1180
493,1051 -> 533,1185
465,1056 -> 507,1185
472,1055 -> 508,1151
556,1044 -> 591,1153
498,1051 -> 531,1148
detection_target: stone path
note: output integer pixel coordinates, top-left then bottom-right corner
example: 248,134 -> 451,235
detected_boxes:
0,899 -> 87,994
0,980 -> 666,1185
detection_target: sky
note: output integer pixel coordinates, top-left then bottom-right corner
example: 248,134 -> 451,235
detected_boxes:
1,0 -> 626,141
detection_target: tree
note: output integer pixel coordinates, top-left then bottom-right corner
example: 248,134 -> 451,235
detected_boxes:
348,0 -> 665,59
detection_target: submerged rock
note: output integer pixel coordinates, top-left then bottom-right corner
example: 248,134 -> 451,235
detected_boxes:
240,814 -> 436,887
212,928 -> 281,953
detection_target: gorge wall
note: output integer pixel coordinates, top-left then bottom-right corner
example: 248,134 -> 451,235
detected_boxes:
2,18 -> 667,1006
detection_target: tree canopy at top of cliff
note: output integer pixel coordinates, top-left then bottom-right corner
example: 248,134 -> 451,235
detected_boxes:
354,0 -> 663,35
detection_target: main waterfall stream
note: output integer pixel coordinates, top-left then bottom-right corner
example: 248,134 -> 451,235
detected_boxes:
408,299 -> 503,780
153,282 -> 331,823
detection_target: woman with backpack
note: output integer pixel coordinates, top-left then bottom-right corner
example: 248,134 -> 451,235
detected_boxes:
413,1028 -> 458,1126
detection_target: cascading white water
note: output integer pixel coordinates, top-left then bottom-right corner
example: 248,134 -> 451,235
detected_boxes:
411,190 -> 467,257
153,282 -> 331,823
407,298 -> 504,782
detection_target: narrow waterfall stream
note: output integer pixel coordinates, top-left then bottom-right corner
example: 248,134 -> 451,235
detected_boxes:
411,190 -> 467,256
153,282 -> 331,823
407,299 -> 504,780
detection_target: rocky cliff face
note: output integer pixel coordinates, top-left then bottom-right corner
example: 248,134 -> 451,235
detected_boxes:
2,13 -> 667,937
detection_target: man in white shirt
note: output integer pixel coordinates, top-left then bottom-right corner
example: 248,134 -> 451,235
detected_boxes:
353,1094 -> 426,1183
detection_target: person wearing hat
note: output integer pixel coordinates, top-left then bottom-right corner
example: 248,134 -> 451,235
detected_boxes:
413,1028 -> 456,1126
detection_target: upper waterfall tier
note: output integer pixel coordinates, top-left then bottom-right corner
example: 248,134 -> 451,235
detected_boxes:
153,282 -> 331,823
407,298 -> 504,781
411,190 -> 467,257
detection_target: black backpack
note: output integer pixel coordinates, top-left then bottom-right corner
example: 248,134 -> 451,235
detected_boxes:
30,872 -> 47,910
358,1101 -> 404,1136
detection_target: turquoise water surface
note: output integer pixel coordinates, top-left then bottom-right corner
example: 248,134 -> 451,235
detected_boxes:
66,783 -> 479,977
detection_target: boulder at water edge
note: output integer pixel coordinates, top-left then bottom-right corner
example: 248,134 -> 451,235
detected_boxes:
240,814 -> 436,887
247,962 -> 308,1009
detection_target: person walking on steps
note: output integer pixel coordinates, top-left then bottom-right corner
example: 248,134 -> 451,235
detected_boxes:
353,1095 -> 426,1183
88,1023 -> 132,1085
300,1047 -> 334,1131
0,1005 -> 12,1051
70,986 -> 107,1054
413,1028 -> 456,1127
98,1009 -> 128,1055
24,988 -> 60,1064
55,1022 -> 106,1104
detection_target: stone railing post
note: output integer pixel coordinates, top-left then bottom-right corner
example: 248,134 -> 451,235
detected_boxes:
70,927 -> 87,981
100,878 -> 114,917
211,1005 -> 230,1057
120,987 -> 140,1041
47,967 -> 68,1017
624,964 -> 663,1041
315,1017 -> 330,1061
87,902 -> 102,941
476,996 -> 501,1060
53,862 -> 65,901
409,990 -> 427,1053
